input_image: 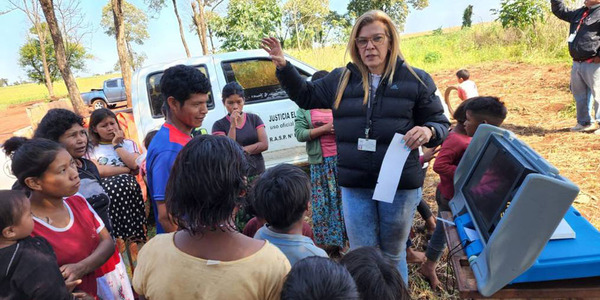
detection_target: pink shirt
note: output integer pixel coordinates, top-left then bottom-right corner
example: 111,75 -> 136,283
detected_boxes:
310,110 -> 337,157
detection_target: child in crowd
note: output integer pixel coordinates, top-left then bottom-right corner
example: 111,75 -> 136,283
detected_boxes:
88,108 -> 147,254
252,164 -> 328,265
243,215 -> 315,241
133,135 -> 290,299
280,256 -> 359,300
3,137 -> 133,299
456,69 -> 479,101
0,190 -> 82,299
420,96 -> 507,289
340,247 -> 411,300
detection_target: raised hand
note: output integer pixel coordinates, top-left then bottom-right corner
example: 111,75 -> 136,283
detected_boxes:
111,129 -> 125,146
261,37 -> 286,69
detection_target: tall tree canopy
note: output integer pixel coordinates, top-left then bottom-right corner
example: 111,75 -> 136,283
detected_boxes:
19,25 -> 88,84
347,0 -> 429,31
212,0 -> 281,51
283,0 -> 329,49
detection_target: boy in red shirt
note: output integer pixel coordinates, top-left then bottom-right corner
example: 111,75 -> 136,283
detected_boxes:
420,96 -> 507,289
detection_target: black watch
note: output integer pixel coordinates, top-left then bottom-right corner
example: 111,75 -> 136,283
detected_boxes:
427,126 -> 436,140
113,144 -> 123,150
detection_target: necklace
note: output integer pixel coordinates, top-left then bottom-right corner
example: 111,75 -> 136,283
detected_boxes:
31,211 -> 52,225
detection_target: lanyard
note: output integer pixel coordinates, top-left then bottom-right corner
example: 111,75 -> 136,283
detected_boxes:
574,9 -> 590,36
365,74 -> 375,139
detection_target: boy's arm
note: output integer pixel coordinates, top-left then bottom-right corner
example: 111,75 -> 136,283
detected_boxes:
551,0 -> 578,22
149,151 -> 179,233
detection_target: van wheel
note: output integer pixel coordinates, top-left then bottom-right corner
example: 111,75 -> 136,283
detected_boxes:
92,99 -> 108,110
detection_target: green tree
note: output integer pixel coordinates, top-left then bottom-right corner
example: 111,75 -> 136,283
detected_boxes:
0,78 -> 8,87
214,0 -> 281,51
492,0 -> 547,29
18,28 -> 88,84
283,0 -> 329,49
316,11 -> 352,46
462,4 -> 473,28
347,0 -> 428,31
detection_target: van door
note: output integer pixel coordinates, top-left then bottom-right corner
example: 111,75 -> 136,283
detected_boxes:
216,57 -> 311,166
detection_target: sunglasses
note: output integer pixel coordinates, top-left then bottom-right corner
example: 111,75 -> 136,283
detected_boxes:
355,34 -> 388,48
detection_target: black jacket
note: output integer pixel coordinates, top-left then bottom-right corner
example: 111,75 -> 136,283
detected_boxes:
552,0 -> 600,61
277,59 -> 450,190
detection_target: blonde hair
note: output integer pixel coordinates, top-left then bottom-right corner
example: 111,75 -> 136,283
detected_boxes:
334,10 -> 425,109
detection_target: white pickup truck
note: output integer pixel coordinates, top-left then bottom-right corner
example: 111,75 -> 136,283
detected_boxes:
131,50 -> 317,168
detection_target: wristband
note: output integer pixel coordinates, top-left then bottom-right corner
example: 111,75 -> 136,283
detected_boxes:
113,144 -> 123,150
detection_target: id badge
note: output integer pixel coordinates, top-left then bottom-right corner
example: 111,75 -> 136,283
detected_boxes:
357,138 -> 376,152
568,33 -> 576,43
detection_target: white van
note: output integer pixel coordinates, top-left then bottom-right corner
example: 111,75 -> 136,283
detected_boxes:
131,50 -> 319,167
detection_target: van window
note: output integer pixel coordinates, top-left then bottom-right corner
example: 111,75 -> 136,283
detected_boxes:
106,80 -> 118,88
221,58 -> 309,104
146,65 -> 214,118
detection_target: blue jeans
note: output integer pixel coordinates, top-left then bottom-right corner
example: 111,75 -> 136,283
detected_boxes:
571,61 -> 600,125
341,187 -> 421,285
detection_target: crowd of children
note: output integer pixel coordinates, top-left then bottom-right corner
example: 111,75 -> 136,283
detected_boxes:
0,61 -> 511,299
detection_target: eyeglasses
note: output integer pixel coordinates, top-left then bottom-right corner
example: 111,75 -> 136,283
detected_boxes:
355,34 -> 388,48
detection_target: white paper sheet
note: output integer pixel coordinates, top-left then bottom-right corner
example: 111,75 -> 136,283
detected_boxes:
373,133 -> 411,203
436,217 -> 455,227
550,218 -> 576,240
464,228 -> 480,242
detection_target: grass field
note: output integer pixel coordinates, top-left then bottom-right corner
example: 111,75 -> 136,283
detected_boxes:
0,73 -> 119,110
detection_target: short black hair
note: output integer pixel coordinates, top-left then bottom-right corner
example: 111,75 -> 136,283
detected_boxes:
34,108 -> 84,142
465,96 -> 507,126
251,164 -> 310,231
311,70 -> 329,81
340,247 -> 411,300
3,137 -> 64,190
453,98 -> 474,124
221,81 -> 245,101
456,69 -> 470,80
166,135 -> 247,234
88,108 -> 119,146
143,130 -> 158,150
160,64 -> 211,106
0,190 -> 28,232
281,256 -> 360,300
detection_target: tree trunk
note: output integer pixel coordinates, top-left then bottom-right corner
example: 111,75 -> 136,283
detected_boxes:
36,28 -> 55,98
192,0 -> 208,55
294,17 -> 301,50
38,0 -> 86,115
172,0 -> 190,58
111,0 -> 132,108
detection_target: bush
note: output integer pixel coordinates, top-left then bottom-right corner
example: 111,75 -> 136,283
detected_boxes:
424,51 -> 442,63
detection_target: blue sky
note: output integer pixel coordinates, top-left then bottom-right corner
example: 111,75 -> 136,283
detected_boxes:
0,0 -> 501,84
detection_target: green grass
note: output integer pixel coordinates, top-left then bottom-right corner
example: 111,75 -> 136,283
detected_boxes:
0,73 -> 120,110
289,19 -> 571,74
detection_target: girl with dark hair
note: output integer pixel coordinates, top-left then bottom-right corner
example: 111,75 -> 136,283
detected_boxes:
2,137 -> 133,299
33,108 -> 135,299
88,108 -> 147,243
133,135 -> 290,299
212,81 -> 268,177
34,108 -> 112,233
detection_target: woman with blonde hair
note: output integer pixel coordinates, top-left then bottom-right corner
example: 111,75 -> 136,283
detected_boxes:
262,10 -> 450,283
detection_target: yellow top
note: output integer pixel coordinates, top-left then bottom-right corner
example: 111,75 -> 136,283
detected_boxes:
132,233 -> 291,300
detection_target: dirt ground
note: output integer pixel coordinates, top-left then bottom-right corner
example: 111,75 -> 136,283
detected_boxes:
409,62 -> 600,299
